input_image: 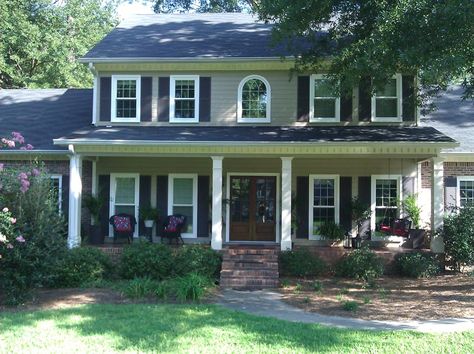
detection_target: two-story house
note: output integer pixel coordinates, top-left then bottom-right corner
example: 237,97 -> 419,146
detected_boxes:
0,13 -> 460,259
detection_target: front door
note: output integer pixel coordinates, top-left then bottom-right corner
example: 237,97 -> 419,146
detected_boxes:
229,176 -> 276,242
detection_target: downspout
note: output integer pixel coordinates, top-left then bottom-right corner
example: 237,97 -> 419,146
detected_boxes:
88,62 -> 98,126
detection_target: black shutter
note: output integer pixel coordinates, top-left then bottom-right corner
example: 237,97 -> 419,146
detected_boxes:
340,94 -> 353,122
197,176 -> 210,237
297,76 -> 310,122
358,77 -> 372,122
358,176 -> 371,238
158,77 -> 170,122
199,77 -> 211,122
340,177 -> 352,231
98,175 -> 110,237
296,176 -> 309,239
141,77 -> 153,122
99,77 -> 111,122
61,175 -> 69,217
156,175 -> 168,236
444,176 -> 457,209
139,176 -> 152,234
402,75 -> 416,122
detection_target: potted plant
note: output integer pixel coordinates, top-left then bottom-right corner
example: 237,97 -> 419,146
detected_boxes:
319,221 -> 345,246
83,194 -> 104,245
350,197 -> 372,248
139,206 -> 159,228
402,194 -> 425,249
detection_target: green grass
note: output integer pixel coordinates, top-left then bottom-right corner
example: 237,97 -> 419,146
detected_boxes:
0,304 -> 473,353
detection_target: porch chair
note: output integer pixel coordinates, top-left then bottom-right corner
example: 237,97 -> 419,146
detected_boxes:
109,213 -> 137,244
161,214 -> 186,245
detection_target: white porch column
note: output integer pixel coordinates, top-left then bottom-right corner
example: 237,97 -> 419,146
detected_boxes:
211,156 -> 224,250
431,157 -> 444,253
68,152 -> 83,248
281,157 -> 293,251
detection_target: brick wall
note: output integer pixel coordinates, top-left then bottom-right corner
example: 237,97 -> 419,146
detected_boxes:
420,161 -> 474,189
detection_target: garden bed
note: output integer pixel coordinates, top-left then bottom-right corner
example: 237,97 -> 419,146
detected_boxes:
279,274 -> 474,321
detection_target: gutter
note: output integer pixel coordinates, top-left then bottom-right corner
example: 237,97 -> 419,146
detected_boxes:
78,57 -> 294,64
0,149 -> 70,156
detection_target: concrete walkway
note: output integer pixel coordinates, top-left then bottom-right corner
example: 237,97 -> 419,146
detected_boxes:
216,289 -> 474,333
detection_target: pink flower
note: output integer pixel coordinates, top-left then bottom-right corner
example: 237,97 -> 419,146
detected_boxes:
32,168 -> 40,177
1,138 -> 15,148
15,235 -> 25,243
18,172 -> 28,180
6,243 -> 13,249
2,207 -> 8,213
0,163 -> 3,171
10,218 -> 16,224
26,144 -> 33,150
11,132 -> 25,144
20,178 -> 30,193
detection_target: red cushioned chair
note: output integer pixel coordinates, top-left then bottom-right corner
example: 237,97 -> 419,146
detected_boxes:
109,213 -> 136,244
161,214 -> 186,245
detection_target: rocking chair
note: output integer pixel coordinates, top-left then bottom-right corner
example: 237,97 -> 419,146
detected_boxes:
109,213 -> 136,244
161,214 -> 186,245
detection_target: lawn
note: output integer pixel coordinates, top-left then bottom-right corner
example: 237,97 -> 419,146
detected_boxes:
0,304 -> 473,353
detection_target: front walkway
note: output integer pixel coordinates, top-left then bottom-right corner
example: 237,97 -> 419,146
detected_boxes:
216,289 -> 474,333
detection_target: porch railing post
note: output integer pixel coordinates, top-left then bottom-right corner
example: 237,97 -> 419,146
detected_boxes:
211,156 -> 224,250
431,157 -> 444,253
281,157 -> 293,251
68,147 -> 82,249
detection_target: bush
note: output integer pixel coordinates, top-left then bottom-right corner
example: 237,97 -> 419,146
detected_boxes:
395,252 -> 441,278
335,246 -> 384,281
120,243 -> 173,280
279,249 -> 326,277
55,247 -> 113,287
122,277 -> 160,299
342,301 -> 359,312
319,222 -> 346,241
173,246 -> 222,280
155,273 -> 213,302
442,205 -> 474,271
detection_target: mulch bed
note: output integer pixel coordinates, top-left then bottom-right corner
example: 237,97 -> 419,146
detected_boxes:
279,274 -> 474,321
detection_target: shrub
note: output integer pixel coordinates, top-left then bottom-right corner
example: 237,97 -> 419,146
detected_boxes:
335,246 -> 384,281
173,246 -> 222,280
312,280 -> 323,292
155,273 -> 213,302
55,247 -> 113,287
279,249 -> 326,277
120,243 -> 173,280
122,277 -> 160,299
319,222 -> 346,241
395,252 -> 441,278
342,301 -> 359,312
442,205 -> 474,271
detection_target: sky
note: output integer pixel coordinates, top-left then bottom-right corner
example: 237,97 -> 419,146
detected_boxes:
117,1 -> 155,20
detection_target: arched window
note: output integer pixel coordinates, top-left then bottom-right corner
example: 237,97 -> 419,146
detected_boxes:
237,75 -> 271,123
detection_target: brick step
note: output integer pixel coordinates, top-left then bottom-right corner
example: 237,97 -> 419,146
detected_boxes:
224,248 -> 279,256
222,254 -> 279,262
220,269 -> 278,278
220,278 -> 280,289
221,262 -> 278,271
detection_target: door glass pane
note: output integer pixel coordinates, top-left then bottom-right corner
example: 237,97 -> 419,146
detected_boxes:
173,206 -> 193,233
255,177 -> 275,223
173,178 -> 193,204
231,177 -> 250,222
115,205 -> 135,216
115,178 -> 135,204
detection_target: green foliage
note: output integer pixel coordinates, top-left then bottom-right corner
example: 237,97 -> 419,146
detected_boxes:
395,252 -> 441,278
442,205 -> 474,270
294,283 -> 303,292
120,243 -> 174,280
319,221 -> 345,241
0,0 -> 117,88
139,206 -> 160,221
342,301 -> 359,312
173,245 -> 222,280
350,196 -> 371,225
335,247 -> 384,281
122,277 -> 160,299
152,0 -> 248,13
312,280 -> 323,292
155,273 -> 213,302
83,194 -> 104,225
402,195 -> 422,229
279,249 -> 326,277
55,247 -> 113,287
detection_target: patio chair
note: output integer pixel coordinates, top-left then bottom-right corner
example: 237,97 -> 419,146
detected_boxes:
161,214 -> 186,245
109,213 -> 136,244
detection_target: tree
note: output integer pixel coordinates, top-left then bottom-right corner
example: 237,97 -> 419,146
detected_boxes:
0,0 -> 118,89
150,0 -> 251,13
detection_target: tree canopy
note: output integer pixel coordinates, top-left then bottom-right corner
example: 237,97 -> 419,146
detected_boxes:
0,0 -> 117,89
150,0 -> 250,13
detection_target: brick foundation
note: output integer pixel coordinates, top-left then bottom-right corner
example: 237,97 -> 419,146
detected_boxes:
95,245 -> 124,263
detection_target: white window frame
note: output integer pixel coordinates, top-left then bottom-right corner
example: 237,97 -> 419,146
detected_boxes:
109,173 -> 140,238
371,74 -> 402,122
309,74 -> 341,123
237,75 -> 271,123
50,174 -> 63,213
168,173 -> 198,238
457,176 -> 474,207
371,175 -> 402,233
111,75 -> 141,123
308,175 -> 340,240
170,75 -> 200,123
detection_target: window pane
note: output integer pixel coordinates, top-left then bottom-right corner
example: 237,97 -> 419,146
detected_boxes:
376,79 -> 396,97
375,179 -> 398,207
116,99 -> 137,118
175,80 -> 195,99
314,98 -> 336,118
460,180 -> 474,206
117,80 -> 136,98
173,206 -> 193,233
314,79 -> 334,98
376,98 -> 397,118
175,100 -> 195,118
314,179 -> 335,207
313,207 -> 335,234
115,205 -> 135,216
241,79 -> 268,119
115,178 -> 135,204
376,208 -> 397,228
173,178 -> 193,205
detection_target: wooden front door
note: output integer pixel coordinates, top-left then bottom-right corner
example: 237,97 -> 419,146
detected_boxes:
229,176 -> 276,242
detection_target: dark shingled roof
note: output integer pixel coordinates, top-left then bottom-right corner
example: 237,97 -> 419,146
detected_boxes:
421,86 -> 474,153
83,13 -> 299,60
56,126 -> 455,144
0,89 -> 92,151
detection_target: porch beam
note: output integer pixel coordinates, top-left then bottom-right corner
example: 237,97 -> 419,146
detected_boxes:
281,157 -> 293,251
430,157 -> 444,253
211,156 -> 224,250
68,152 -> 82,248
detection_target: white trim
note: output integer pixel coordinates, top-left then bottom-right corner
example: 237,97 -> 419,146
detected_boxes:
80,57 -> 296,63
225,173 -> 280,243
371,74 -> 402,122
370,174 -> 402,233
168,173 -> 198,238
308,174 -> 340,240
237,75 -> 271,123
309,74 -> 340,123
109,173 -> 140,238
50,174 -> 63,213
281,157 -> 293,250
92,75 -> 98,125
456,176 -> 474,208
111,75 -> 141,123
211,157 -> 224,250
169,75 -> 200,123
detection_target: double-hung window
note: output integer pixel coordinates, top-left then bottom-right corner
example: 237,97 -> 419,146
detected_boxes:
309,175 -> 340,239
371,175 -> 401,235
458,177 -> 474,206
371,74 -> 402,122
168,174 -> 197,238
170,76 -> 199,123
111,75 -> 141,122
310,74 -> 340,122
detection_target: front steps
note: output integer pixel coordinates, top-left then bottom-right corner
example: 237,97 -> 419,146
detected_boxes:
220,245 -> 280,290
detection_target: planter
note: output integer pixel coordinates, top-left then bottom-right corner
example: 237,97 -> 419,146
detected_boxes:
409,229 -> 426,249
144,220 -> 154,228
89,225 -> 104,245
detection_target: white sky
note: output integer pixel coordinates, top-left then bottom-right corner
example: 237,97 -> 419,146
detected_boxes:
117,1 -> 155,20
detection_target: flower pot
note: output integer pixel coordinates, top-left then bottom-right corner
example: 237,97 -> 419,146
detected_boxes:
144,220 -> 154,228
89,225 -> 104,245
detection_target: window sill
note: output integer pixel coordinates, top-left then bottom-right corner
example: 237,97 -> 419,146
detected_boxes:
309,118 -> 340,123
169,119 -> 200,124
111,118 -> 140,123
237,118 -> 271,124
371,117 -> 402,123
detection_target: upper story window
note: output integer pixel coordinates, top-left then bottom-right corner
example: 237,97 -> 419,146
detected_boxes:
371,74 -> 402,122
111,75 -> 141,123
170,75 -> 200,123
237,75 -> 271,123
310,74 -> 340,122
